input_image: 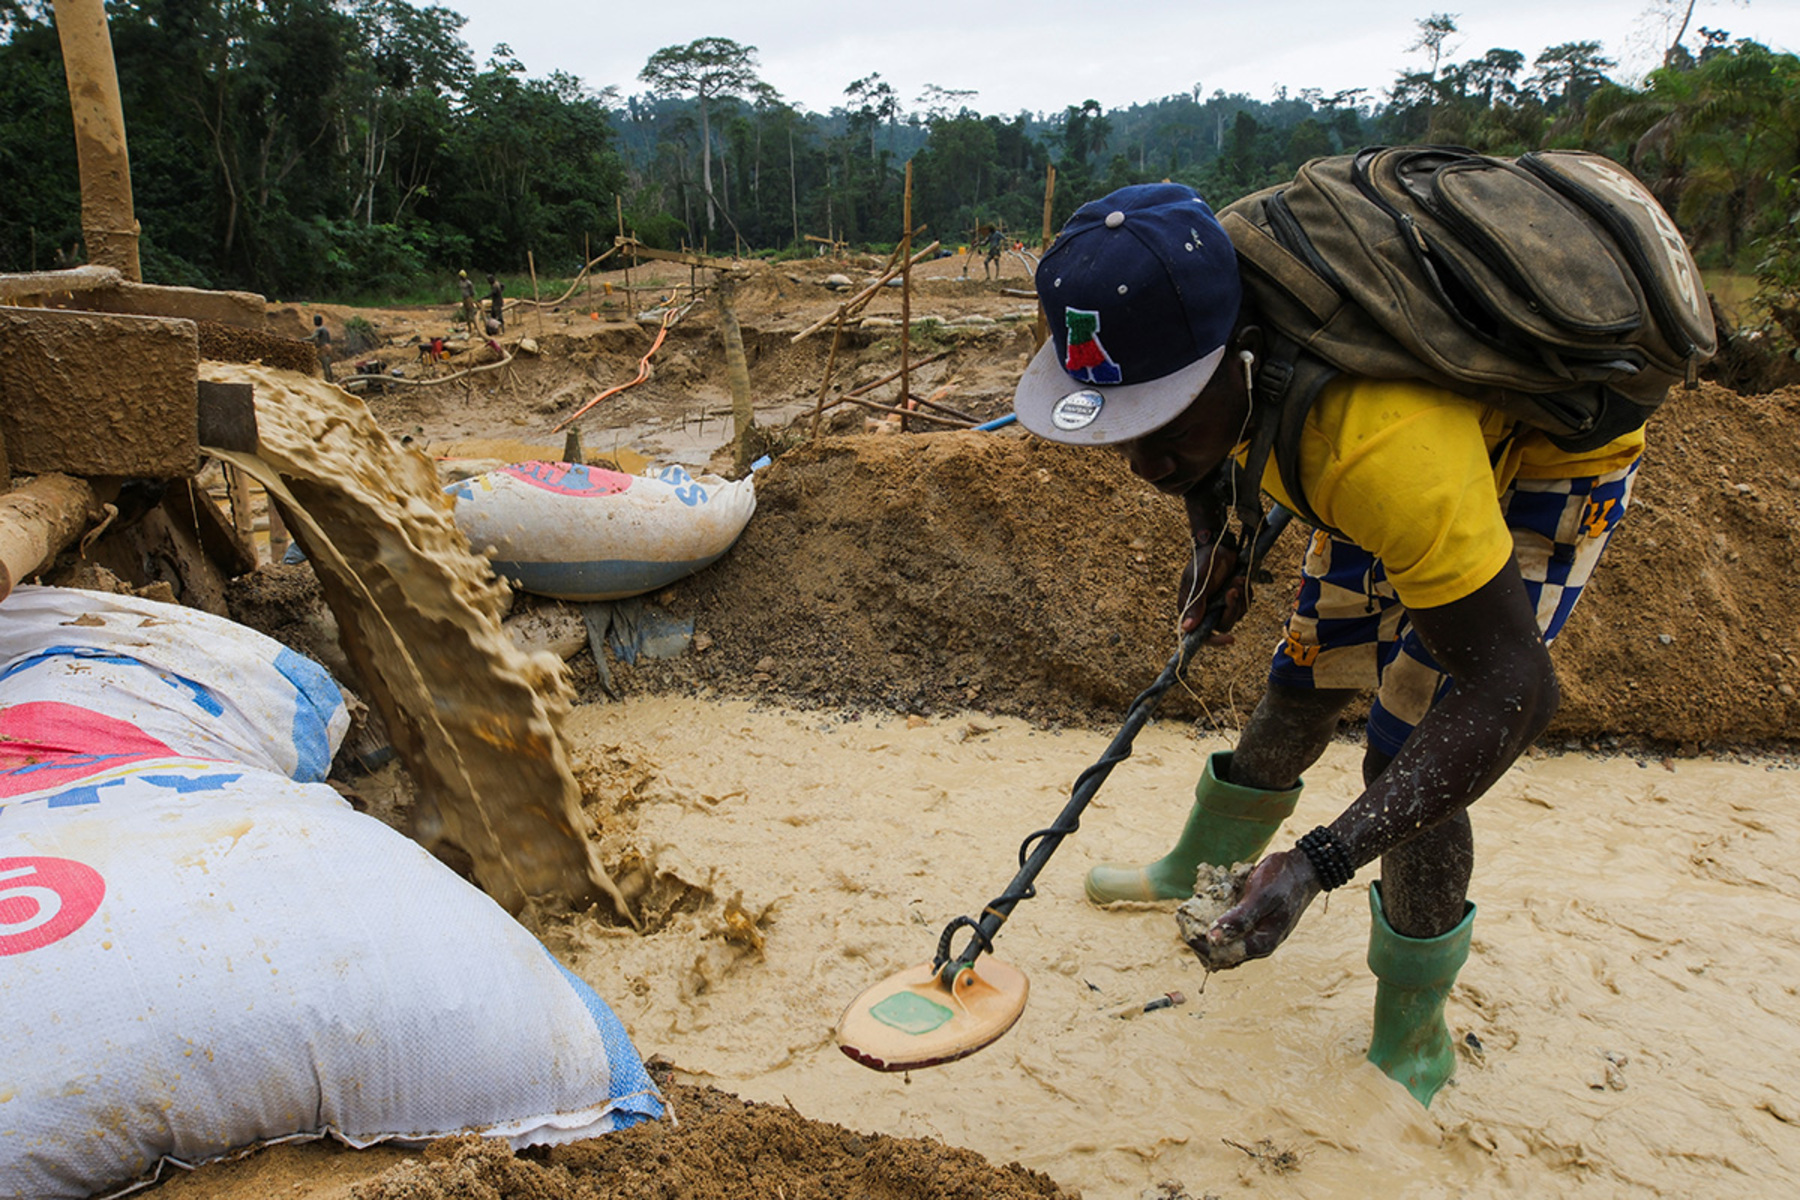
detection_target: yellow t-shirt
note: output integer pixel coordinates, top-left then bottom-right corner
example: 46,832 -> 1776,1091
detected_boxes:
1254,377 -> 1643,609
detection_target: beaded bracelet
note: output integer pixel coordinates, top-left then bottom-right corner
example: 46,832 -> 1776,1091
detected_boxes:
1296,825 -> 1356,891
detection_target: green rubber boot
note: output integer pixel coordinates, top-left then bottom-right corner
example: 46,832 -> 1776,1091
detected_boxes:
1083,751 -> 1302,904
1365,882 -> 1476,1108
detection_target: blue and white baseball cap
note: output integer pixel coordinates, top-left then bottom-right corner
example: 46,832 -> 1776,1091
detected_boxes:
1012,183 -> 1242,445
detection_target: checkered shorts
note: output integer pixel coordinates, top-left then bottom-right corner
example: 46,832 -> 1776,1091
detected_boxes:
1268,459 -> 1639,758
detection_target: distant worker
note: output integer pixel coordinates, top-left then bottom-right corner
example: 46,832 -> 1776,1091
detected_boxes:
309,313 -> 334,382
487,274 -> 505,333
458,270 -> 478,333
983,227 -> 1005,280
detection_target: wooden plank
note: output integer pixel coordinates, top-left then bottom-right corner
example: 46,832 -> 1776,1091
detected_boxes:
613,238 -> 740,271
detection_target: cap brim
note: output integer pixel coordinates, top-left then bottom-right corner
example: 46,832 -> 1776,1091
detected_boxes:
1011,338 -> 1225,446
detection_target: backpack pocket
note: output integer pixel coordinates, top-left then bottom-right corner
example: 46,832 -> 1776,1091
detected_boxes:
1519,151 -> 1716,361
1422,155 -> 1642,337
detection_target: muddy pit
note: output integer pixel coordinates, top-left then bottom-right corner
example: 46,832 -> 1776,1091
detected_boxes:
122,254 -> 1800,1199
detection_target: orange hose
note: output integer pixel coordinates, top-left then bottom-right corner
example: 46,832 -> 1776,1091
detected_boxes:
552,309 -> 679,433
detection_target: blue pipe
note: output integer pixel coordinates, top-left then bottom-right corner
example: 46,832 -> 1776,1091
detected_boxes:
973,414 -> 1017,432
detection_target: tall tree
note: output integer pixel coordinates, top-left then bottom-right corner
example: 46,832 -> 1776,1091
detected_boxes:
342,0 -> 470,226
638,36 -> 760,236
1410,13 -> 1461,81
1529,41 -> 1615,121
844,72 -> 900,170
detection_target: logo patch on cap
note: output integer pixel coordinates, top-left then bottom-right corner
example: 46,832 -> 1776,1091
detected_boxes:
1063,308 -> 1122,385
1050,389 -> 1105,431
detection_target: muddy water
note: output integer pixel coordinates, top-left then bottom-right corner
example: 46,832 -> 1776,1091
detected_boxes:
552,696 -> 1800,1199
200,363 -> 622,917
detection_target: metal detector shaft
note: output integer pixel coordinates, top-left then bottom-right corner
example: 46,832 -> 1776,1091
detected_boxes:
932,506 -> 1296,979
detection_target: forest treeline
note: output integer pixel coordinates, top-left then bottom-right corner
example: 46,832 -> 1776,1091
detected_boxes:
0,2 -> 1795,307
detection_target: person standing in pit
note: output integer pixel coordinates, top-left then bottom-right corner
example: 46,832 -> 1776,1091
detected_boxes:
1010,182 -> 1646,1107
487,274 -> 505,334
458,270 -> 478,333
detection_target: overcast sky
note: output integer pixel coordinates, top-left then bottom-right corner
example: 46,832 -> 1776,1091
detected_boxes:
440,0 -> 1799,116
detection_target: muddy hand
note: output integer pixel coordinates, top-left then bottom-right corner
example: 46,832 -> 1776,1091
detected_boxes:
1178,530 -> 1243,644
1183,850 -> 1321,971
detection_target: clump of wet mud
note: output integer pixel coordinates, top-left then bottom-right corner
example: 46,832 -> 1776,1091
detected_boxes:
348,1066 -> 1075,1200
614,381 -> 1800,748
1175,862 -> 1254,970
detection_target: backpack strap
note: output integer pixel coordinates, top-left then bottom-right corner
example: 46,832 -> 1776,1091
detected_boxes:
1249,333 -> 1346,541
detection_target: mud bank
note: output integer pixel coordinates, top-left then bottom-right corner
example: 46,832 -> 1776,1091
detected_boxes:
613,381 -> 1800,747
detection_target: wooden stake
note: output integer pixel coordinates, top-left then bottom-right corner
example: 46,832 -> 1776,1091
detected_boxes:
831,393 -> 976,428
528,250 -> 545,339
720,276 -> 755,476
266,493 -> 289,565
900,163 -> 913,433
226,463 -> 252,545
790,240 -> 940,342
618,194 -> 634,313
816,350 -> 953,412
808,313 -> 847,442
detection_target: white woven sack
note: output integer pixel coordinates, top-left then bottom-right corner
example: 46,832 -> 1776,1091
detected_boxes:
0,586 -> 349,782
0,757 -> 662,1200
447,462 -> 756,601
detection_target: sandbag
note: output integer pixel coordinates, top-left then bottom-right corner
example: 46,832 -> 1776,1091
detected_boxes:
447,461 -> 756,602
0,753 -> 663,1200
0,586 -> 349,782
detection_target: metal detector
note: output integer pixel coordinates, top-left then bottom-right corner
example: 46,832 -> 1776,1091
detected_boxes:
836,507 -> 1295,1071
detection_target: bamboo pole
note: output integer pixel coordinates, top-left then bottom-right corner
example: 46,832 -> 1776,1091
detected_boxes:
808,313 -> 848,442
834,394 -> 976,428
721,276 -> 755,476
528,250 -> 545,339
901,388 -> 981,424
790,240 -> 941,342
810,351 -> 955,424
900,163 -> 913,433
618,195 -> 634,314
839,350 -> 954,398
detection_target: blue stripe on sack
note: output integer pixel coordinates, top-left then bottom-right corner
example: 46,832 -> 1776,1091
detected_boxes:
492,553 -> 725,601
0,645 -> 150,684
274,647 -> 344,782
544,952 -> 665,1126
0,647 -> 225,716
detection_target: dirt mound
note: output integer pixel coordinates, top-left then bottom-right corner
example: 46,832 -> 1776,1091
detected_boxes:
343,1066 -> 1072,1200
618,380 -> 1800,748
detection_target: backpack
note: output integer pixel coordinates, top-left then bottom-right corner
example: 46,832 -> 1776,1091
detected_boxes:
1217,145 -> 1717,534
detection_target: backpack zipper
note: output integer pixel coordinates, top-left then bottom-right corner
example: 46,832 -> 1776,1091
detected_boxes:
1266,190 -> 1348,293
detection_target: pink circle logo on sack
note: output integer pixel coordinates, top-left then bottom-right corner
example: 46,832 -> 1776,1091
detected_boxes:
502,461 -> 633,498
0,857 -> 106,956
